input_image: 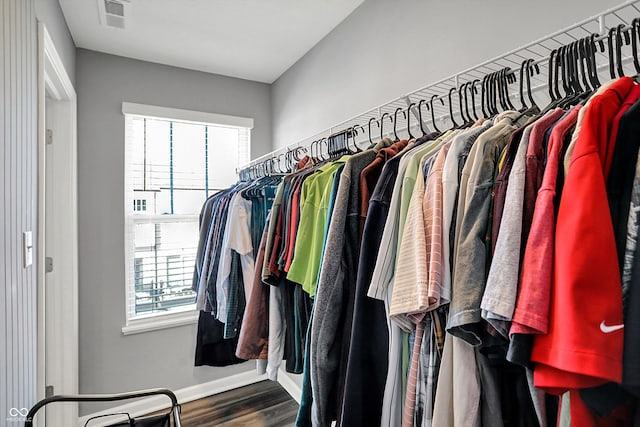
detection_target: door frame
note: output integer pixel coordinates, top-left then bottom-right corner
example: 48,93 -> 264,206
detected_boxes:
36,22 -> 78,426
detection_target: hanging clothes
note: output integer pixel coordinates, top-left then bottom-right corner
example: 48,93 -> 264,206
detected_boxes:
192,176 -> 281,367
192,68 -> 640,426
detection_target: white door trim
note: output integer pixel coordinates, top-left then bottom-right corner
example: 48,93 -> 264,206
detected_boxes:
37,22 -> 78,427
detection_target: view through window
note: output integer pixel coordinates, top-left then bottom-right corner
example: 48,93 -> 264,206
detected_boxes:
125,113 -> 250,321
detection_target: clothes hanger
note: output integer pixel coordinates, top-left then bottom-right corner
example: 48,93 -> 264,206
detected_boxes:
547,49 -> 558,104
276,153 -> 285,173
406,103 -> 416,139
284,148 -> 292,170
309,140 -> 316,162
495,71 -> 506,112
574,40 -> 588,93
456,84 -> 468,126
564,38 -> 596,108
493,71 -> 504,113
510,60 -> 539,122
480,74 -> 489,118
552,48 -> 563,101
462,82 -> 474,123
330,134 -> 339,157
315,139 -> 323,162
503,68 -> 517,110
470,79 -> 480,120
503,68 -> 513,110
312,139 -> 322,162
555,45 -> 568,105
464,82 -> 475,123
322,137 -> 332,160
417,99 -> 428,135
567,42 -> 579,94
607,27 -> 617,79
566,42 -> 580,95
337,132 -> 347,156
632,18 -> 640,75
462,83 -> 474,126
563,43 -> 575,96
497,70 -> 507,111
526,59 -> 540,109
557,45 -> 570,99
540,49 -> 564,114
557,34 -> 606,109
558,43 -> 580,108
428,94 -> 444,132
331,132 -> 343,156
368,117 -> 378,145
576,38 -> 592,93
380,113 -> 391,141
266,159 -> 273,176
350,126 -> 364,152
574,38 -> 598,105
487,72 -> 497,115
337,133 -> 344,156
447,87 -> 459,128
347,127 -> 355,153
269,157 -> 277,176
393,107 -> 403,141
486,72 -> 496,114
575,39 -> 588,91
558,43 -> 577,108
274,154 -> 285,176
591,33 -> 605,88
519,60 -> 529,111
615,24 -> 629,78
295,146 -> 307,163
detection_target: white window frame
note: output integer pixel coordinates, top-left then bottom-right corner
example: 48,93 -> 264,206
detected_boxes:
122,102 -> 253,335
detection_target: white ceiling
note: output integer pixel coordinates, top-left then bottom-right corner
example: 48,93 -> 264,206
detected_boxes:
59,0 -> 363,83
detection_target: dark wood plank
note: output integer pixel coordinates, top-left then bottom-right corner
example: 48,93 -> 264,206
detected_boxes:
149,380 -> 299,427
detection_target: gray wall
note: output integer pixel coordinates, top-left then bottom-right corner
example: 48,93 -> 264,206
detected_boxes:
0,0 -> 39,422
76,49 -> 272,413
35,0 -> 75,85
272,0 -> 623,149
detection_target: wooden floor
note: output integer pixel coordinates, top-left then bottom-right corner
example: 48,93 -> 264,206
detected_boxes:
160,380 -> 299,427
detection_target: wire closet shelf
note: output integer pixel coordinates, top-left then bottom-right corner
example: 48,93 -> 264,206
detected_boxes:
239,0 -> 640,174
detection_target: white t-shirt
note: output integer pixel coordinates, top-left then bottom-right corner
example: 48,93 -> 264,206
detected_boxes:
215,192 -> 254,323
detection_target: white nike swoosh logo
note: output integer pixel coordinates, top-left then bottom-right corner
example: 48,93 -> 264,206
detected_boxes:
600,321 -> 624,333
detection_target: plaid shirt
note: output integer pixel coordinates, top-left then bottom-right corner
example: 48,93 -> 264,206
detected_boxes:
414,305 -> 447,427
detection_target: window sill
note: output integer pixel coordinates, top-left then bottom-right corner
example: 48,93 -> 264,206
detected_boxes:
122,310 -> 199,336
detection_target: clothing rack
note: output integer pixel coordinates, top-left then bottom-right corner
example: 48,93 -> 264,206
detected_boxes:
239,0 -> 640,175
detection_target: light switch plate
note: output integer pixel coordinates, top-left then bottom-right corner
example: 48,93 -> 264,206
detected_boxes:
23,231 -> 33,268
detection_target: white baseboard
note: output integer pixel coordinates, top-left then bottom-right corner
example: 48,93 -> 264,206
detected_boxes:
276,371 -> 302,403
77,370 -> 266,427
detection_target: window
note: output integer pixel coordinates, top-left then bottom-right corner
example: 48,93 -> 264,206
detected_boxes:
133,199 -> 147,212
123,103 -> 252,333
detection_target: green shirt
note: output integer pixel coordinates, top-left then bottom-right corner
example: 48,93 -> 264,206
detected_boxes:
287,156 -> 350,296
397,132 -> 454,254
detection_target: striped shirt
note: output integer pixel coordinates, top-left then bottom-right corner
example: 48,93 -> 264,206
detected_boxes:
390,141 -> 452,319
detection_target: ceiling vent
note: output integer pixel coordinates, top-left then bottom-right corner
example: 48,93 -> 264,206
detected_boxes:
97,0 -> 130,29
